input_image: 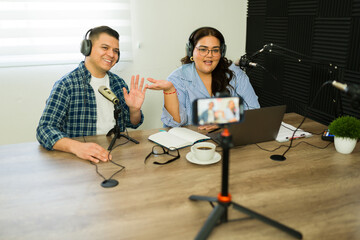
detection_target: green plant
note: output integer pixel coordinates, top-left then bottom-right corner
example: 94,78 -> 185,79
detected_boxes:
328,115 -> 360,139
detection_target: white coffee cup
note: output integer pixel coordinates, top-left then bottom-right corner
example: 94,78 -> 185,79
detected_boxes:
191,142 -> 216,162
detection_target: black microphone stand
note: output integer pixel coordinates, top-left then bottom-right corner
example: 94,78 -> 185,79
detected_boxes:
189,127 -> 302,240
241,43 -> 343,161
106,104 -> 139,151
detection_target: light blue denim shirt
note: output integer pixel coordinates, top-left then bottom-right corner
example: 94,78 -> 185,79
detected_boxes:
161,62 -> 260,127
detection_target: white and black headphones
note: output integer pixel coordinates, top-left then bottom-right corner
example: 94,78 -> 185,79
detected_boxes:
185,27 -> 227,58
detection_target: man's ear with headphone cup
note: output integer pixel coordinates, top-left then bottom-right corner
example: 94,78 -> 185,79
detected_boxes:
80,39 -> 92,56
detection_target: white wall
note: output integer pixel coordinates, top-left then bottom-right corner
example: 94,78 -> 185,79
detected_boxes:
0,0 -> 247,146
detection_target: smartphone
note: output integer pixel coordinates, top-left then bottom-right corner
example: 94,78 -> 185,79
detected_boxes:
192,96 -> 244,126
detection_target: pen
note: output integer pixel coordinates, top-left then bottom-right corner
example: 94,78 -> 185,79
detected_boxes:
208,128 -> 221,133
286,136 -> 305,140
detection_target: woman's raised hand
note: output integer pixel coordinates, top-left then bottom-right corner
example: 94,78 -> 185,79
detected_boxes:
146,78 -> 174,92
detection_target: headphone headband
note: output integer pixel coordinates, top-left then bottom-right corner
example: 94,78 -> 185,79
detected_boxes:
84,29 -> 92,40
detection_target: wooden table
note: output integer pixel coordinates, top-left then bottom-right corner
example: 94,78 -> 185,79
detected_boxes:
1,113 -> 359,240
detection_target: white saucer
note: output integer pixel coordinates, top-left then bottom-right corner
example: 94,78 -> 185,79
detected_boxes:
186,152 -> 221,165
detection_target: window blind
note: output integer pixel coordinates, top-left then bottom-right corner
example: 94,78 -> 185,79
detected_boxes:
0,0 -> 132,68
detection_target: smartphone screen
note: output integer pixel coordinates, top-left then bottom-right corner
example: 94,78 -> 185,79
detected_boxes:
192,96 -> 244,126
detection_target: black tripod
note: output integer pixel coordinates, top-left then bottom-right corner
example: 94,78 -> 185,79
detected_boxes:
189,128 -> 302,240
106,104 -> 139,151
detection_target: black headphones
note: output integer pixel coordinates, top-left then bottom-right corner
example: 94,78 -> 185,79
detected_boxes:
80,28 -> 120,63
186,27 -> 227,58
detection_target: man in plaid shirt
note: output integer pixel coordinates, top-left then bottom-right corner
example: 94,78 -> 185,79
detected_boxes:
36,26 -> 146,163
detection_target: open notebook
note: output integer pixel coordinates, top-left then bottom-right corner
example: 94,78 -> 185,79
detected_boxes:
207,105 -> 286,146
148,127 -> 210,149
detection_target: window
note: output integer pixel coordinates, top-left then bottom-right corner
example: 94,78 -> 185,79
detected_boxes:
0,0 -> 132,68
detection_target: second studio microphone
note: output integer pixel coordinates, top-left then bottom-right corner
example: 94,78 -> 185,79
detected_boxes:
332,80 -> 360,100
236,55 -> 258,69
98,86 -> 120,105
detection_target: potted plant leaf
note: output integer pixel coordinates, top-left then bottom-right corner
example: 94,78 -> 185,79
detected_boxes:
328,115 -> 360,154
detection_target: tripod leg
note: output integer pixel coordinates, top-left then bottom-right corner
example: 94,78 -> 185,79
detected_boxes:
195,204 -> 226,240
108,134 -> 117,151
232,202 -> 302,239
108,130 -> 121,151
189,195 -> 218,202
119,133 -> 139,144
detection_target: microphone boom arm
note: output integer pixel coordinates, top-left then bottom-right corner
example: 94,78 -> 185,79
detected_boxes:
245,43 -> 338,73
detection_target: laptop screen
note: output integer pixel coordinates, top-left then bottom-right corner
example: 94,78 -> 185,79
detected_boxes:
207,105 -> 286,146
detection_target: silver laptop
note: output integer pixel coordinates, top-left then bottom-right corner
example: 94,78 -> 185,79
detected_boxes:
207,105 -> 286,146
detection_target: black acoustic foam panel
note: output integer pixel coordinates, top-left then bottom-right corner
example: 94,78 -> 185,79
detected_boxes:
246,0 -> 360,125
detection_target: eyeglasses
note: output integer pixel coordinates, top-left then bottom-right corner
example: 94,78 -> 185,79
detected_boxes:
144,145 -> 180,165
195,47 -> 221,57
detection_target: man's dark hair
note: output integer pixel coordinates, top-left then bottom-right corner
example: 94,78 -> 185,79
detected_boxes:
89,26 -> 119,41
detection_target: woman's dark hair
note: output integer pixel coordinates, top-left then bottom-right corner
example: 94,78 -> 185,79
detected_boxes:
181,27 -> 234,95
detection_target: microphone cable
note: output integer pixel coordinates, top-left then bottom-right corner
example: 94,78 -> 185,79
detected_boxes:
80,67 -> 132,187
270,80 -> 333,161
89,104 -> 133,188
255,139 -> 333,153
86,124 -> 132,188
88,131 -> 130,188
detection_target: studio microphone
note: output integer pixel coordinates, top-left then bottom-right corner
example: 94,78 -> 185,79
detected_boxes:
98,86 -> 120,105
237,55 -> 258,68
332,80 -> 360,99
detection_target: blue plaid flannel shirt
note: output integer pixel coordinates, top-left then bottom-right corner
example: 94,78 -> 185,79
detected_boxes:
36,61 -> 144,150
